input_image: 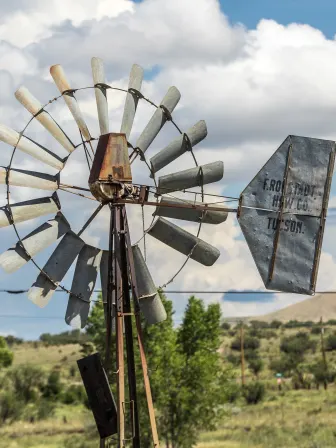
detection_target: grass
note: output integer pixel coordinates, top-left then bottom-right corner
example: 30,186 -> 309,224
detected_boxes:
3,327 -> 336,447
12,343 -> 82,368
198,388 -> 336,448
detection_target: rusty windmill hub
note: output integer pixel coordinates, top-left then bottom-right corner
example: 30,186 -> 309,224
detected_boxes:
89,132 -> 140,202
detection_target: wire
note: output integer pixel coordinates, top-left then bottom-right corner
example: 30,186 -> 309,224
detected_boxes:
1,289 -> 336,295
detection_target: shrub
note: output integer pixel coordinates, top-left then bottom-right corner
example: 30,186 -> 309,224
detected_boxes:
311,326 -> 322,335
0,392 -> 22,423
221,322 -> 230,330
326,334 -> 336,351
226,383 -> 241,403
43,370 -> 62,398
280,332 -> 315,356
69,365 -> 77,378
231,336 -> 260,351
248,357 -> 264,377
242,382 -> 265,405
227,353 -> 240,366
62,385 -> 86,405
11,365 -> 46,403
269,320 -> 282,329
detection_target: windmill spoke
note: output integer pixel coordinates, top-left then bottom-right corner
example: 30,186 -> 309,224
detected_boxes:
59,187 -> 97,202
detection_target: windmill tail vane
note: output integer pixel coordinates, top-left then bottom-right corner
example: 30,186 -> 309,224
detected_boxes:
0,57 -> 334,446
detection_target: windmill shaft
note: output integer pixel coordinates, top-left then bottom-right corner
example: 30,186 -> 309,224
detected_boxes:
119,206 -> 141,448
114,198 -> 236,213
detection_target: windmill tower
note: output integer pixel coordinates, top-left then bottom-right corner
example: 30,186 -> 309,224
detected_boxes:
0,57 -> 334,446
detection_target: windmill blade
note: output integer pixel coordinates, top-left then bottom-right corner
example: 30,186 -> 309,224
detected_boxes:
136,86 -> 181,155
65,245 -> 102,329
120,64 -> 144,140
153,196 -> 228,224
148,217 -> 220,266
28,232 -> 84,308
15,86 -> 75,153
0,167 -> 59,191
91,57 -> 109,135
157,161 -> 223,194
150,120 -> 207,174
0,212 -> 70,273
50,65 -> 92,142
100,250 -> 116,329
132,244 -> 167,325
0,124 -> 64,170
0,192 -> 60,228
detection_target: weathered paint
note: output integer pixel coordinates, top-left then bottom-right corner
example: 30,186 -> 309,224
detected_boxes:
150,120 -> 207,174
157,161 -> 223,194
0,124 -> 64,170
238,135 -> 335,295
0,212 -> 70,273
120,64 -> 144,140
136,86 -> 181,154
50,64 -> 91,142
0,167 -> 59,190
15,86 -> 74,153
65,245 -> 102,329
132,244 -> 167,325
91,57 -> 109,135
28,232 -> 84,307
148,217 -> 220,266
0,192 -> 60,228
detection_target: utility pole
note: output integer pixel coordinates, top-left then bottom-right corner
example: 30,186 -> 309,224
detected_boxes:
320,316 -> 328,390
240,322 -> 245,386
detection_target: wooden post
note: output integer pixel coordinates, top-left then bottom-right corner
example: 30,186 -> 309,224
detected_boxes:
240,322 -> 245,386
320,316 -> 328,390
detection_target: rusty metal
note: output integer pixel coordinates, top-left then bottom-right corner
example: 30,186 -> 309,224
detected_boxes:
119,206 -> 140,448
114,206 -> 125,447
238,135 -> 336,295
89,133 -> 132,202
310,150 -> 335,290
122,208 -> 160,448
114,198 -> 235,213
268,143 -> 293,282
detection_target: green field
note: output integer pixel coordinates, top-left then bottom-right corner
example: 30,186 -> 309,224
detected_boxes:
1,326 -> 336,448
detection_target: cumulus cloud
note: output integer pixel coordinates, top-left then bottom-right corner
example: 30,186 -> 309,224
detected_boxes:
0,0 -> 336,323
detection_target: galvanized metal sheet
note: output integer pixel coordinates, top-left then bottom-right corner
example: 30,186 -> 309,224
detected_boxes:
132,245 -> 167,325
0,167 -> 59,191
91,57 -> 109,135
136,86 -> 181,154
153,196 -> 228,224
0,124 -> 64,170
15,86 -> 74,153
157,161 -> 223,194
0,192 -> 60,228
0,212 -> 70,273
50,64 -> 91,142
120,64 -> 144,139
28,232 -> 84,307
65,245 -> 102,329
238,135 -> 335,295
150,120 -> 207,174
148,217 -> 220,266
77,353 -> 117,439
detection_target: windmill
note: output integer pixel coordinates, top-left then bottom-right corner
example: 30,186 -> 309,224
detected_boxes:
0,57 -> 334,446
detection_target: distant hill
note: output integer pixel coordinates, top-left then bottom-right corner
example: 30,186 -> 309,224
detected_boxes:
251,293 -> 336,323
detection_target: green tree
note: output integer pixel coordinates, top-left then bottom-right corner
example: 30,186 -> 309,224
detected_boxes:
85,293 -> 233,448
248,357 -> 264,378
0,337 -> 13,369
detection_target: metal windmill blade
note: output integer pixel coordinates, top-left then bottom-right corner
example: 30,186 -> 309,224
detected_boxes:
0,124 -> 65,170
50,64 -> 92,143
65,245 -> 102,329
15,86 -> 75,153
91,57 -> 109,135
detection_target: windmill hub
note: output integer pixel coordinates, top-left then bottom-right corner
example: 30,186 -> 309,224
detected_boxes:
88,132 -> 137,202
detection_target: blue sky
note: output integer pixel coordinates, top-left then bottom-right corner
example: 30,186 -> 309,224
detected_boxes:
1,0 -> 336,339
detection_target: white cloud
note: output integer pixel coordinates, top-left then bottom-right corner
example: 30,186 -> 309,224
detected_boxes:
0,0 -> 336,323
